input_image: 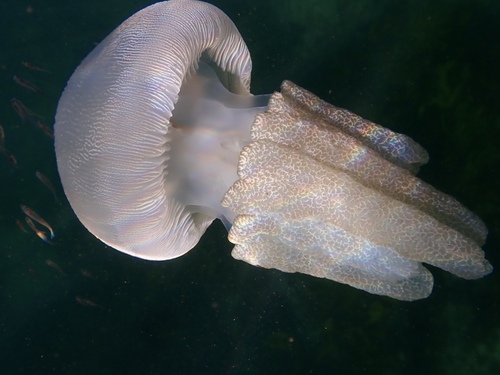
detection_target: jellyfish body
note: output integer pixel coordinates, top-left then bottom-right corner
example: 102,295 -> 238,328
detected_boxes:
54,0 -> 491,300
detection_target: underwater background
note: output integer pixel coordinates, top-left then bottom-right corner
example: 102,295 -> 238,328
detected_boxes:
1,0 -> 499,374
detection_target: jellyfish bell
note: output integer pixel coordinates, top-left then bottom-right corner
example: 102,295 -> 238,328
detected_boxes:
55,0 -> 264,260
54,0 -> 491,301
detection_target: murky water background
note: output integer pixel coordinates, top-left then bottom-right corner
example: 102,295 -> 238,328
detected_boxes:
1,1 -> 498,374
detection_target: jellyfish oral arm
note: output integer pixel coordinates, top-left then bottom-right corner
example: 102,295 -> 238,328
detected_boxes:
221,81 -> 491,301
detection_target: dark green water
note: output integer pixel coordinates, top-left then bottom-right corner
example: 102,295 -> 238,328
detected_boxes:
1,0 -> 499,374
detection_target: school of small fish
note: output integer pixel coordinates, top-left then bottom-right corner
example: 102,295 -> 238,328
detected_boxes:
2,61 -> 103,310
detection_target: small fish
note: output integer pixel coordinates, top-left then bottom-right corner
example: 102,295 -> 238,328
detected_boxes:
35,231 -> 53,244
13,75 -> 48,97
21,61 -> 50,73
21,205 -> 55,239
0,148 -> 18,167
45,259 -> 66,275
24,216 -> 37,232
0,125 -> 15,166
35,121 -> 54,139
80,268 -> 96,280
10,98 -> 40,124
25,217 -> 53,244
0,124 -> 4,148
36,171 -> 59,202
16,218 -> 29,233
75,296 -> 101,308
28,268 -> 39,278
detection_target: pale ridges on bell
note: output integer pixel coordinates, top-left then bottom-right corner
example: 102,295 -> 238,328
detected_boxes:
54,0 -> 254,260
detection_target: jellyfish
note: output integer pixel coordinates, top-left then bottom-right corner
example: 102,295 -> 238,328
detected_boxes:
54,0 -> 491,300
